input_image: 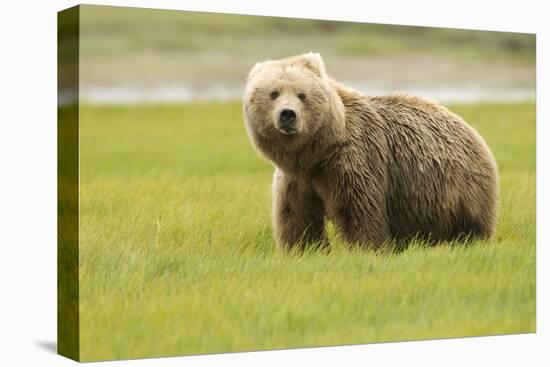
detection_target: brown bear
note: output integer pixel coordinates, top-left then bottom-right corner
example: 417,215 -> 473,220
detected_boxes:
243,52 -> 499,250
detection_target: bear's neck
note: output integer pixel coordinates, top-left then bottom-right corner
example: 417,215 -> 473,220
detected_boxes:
261,124 -> 344,177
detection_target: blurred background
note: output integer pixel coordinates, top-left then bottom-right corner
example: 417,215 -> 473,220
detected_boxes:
63,5 -> 535,104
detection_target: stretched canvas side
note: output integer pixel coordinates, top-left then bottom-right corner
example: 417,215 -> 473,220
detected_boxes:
57,5 -> 80,361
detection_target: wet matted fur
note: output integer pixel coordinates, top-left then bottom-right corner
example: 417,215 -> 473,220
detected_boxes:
243,52 -> 499,250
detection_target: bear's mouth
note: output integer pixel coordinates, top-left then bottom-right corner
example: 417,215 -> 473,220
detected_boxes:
276,125 -> 298,135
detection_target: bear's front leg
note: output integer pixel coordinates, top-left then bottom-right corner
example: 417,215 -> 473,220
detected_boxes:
336,201 -> 390,248
333,174 -> 391,248
272,169 -> 327,250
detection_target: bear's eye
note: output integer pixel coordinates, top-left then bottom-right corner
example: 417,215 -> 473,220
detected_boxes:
270,90 -> 279,100
297,93 -> 306,101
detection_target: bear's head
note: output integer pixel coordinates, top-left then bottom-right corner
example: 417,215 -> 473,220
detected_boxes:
243,53 -> 345,170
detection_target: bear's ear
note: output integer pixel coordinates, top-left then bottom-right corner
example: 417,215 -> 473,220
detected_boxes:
247,61 -> 267,82
300,52 -> 327,78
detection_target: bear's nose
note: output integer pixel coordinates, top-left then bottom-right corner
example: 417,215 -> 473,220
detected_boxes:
279,109 -> 297,125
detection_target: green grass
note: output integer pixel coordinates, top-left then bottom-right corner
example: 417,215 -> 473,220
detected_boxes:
77,101 -> 535,361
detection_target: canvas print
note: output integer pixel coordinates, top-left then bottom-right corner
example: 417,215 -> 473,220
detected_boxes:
58,4 -> 536,362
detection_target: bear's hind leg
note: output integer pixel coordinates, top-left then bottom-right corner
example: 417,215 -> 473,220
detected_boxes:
449,197 -> 497,241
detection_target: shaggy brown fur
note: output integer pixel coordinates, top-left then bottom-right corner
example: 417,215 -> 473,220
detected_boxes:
243,52 -> 499,250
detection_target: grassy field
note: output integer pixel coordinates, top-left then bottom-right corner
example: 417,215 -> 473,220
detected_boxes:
77,101 -> 535,361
